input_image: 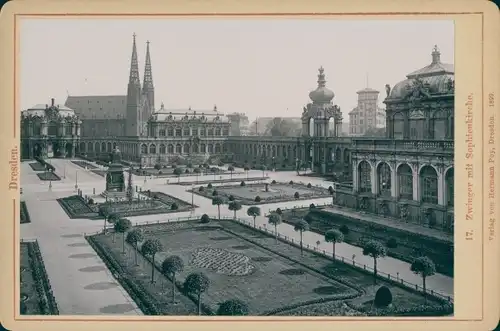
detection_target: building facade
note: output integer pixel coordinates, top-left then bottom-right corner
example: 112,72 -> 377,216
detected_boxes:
20,98 -> 81,159
348,87 -> 386,136
226,112 -> 250,136
334,46 -> 454,232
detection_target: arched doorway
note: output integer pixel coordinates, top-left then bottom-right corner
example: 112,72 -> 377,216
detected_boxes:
65,143 -> 73,158
445,168 -> 454,207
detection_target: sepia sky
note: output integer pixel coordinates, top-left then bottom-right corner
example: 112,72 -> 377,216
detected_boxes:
20,18 -> 454,122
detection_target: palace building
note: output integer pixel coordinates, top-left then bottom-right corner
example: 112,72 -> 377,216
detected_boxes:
20,36 -> 454,231
20,98 -> 82,159
334,45 -> 454,232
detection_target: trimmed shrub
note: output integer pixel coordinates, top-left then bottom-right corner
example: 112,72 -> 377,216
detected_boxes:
198,186 -> 205,192
185,169 -> 190,174
307,183 -> 312,188
374,286 -> 393,308
255,196 -> 261,202
200,214 -> 210,223
309,203 -> 315,209
212,190 -> 218,196
240,181 -> 246,186
386,238 -> 398,248
289,180 -> 294,185
228,195 -> 235,201
88,198 -> 95,205
170,203 -> 179,211
207,183 -> 213,189
339,224 -> 350,235
271,180 -> 277,184
294,192 -> 300,199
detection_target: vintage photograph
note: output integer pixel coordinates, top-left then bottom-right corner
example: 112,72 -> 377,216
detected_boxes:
18,18 -> 455,317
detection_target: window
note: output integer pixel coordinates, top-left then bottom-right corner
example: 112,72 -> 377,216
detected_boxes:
397,164 -> 413,200
393,113 -> 404,139
420,166 -> 438,204
208,128 -> 214,136
160,144 -> 166,154
200,128 -> 206,136
176,144 -> 182,153
149,144 -> 156,154
215,127 -> 221,136
192,128 -> 198,136
358,161 -> 371,193
183,127 -> 190,136
432,110 -> 448,139
167,127 -> 174,136
167,144 -> 174,154
159,129 -> 166,136
65,126 -> 73,135
378,163 -> 391,196
223,128 -> 229,136
175,127 -> 182,136
360,120 -> 363,125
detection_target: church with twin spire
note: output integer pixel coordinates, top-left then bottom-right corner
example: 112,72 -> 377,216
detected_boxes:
65,33 -> 155,138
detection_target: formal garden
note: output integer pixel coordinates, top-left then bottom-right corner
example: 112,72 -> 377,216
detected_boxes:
20,201 -> 32,224
85,217 -> 453,316
176,176 -> 268,186
57,192 -> 193,219
128,164 -> 237,179
20,240 -> 59,315
190,180 -> 331,205
36,172 -> 61,181
280,207 -> 454,277
71,160 -> 98,170
29,162 -> 46,172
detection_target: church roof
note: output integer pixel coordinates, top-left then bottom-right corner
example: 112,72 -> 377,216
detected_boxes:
64,95 -> 127,120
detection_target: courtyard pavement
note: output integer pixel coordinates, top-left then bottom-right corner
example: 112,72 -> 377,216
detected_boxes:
20,159 -> 454,315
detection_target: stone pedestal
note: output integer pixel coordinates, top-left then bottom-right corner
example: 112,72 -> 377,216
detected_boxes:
103,147 -> 125,199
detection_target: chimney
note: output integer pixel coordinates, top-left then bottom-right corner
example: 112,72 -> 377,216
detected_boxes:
51,98 -> 55,107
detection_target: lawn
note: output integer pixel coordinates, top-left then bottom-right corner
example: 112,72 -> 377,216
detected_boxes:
58,192 -> 192,219
29,162 -> 46,172
20,241 -> 59,315
177,177 -> 268,186
71,160 -> 98,170
88,220 -> 358,316
90,169 -> 107,177
57,195 -> 98,219
191,182 -> 330,205
87,219 -> 452,316
281,208 -> 454,277
20,201 -> 31,224
37,172 -> 61,181
131,166 -> 240,178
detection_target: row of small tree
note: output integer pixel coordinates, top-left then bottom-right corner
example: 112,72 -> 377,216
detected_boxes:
107,218 -> 251,315
265,210 -> 437,303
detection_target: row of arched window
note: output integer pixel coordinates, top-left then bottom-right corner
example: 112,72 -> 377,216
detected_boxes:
139,143 -> 224,154
152,126 -> 229,137
358,160 -> 454,206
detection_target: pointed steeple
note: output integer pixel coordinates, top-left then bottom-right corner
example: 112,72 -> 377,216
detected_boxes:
129,33 -> 141,85
143,40 -> 154,89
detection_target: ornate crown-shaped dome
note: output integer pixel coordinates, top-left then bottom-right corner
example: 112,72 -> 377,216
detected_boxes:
386,45 -> 454,101
309,66 -> 335,104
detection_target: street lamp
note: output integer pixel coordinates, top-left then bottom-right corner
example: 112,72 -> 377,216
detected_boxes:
74,170 -> 79,191
191,183 -> 194,209
63,163 -> 66,179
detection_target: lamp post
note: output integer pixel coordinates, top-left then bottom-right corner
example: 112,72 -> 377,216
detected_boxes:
74,170 -> 79,191
63,163 -> 66,179
191,183 -> 194,209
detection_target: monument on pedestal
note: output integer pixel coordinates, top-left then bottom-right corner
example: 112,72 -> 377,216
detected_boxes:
102,147 -> 126,199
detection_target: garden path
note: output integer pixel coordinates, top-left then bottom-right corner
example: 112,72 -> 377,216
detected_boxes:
20,159 -> 454,316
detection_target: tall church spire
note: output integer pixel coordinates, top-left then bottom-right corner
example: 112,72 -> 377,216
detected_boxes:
142,40 -> 155,111
129,33 -> 140,85
143,40 -> 154,89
